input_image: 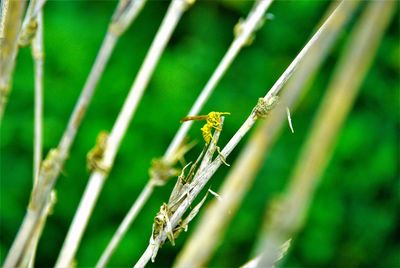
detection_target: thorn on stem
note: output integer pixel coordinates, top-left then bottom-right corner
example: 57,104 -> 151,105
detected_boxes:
286,107 -> 294,133
208,188 -> 222,201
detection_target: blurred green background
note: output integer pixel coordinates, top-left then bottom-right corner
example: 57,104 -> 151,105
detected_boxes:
1,1 -> 399,267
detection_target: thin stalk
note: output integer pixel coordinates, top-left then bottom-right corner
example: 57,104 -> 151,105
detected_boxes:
173,2 -> 359,266
3,1 -> 146,266
255,1 -> 395,267
134,2 -> 348,267
135,118 -> 226,268
57,0 -> 148,159
96,1 -> 273,266
0,0 -> 26,121
23,10 -> 45,268
95,183 -> 153,268
164,0 -> 273,158
18,0 -> 47,47
22,191 -> 56,268
32,11 -> 44,187
175,119 -> 280,268
55,1 -> 194,267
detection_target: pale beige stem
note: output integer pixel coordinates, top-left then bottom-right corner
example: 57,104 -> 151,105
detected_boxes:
95,183 -> 153,268
57,0 -> 147,155
213,0 -> 348,170
173,2 -> 359,266
134,119 -> 225,268
174,2 -> 361,265
18,0 -> 47,47
0,0 -> 26,121
255,2 -> 395,266
22,191 -> 56,268
24,10 -> 45,268
97,1 -> 273,266
3,1 -> 146,266
164,0 -> 274,158
135,2 -> 348,267
32,11 -> 44,188
55,1 -> 194,267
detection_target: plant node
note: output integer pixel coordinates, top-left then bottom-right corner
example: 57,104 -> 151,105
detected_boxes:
253,96 -> 279,119
19,19 -> 38,47
86,131 -> 110,174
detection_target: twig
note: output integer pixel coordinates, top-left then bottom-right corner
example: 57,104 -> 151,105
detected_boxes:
0,0 -> 26,121
175,118 -> 279,267
96,1 -> 273,266
135,2 -> 350,267
255,2 -> 395,267
173,2 -> 359,265
95,183 -> 153,268
57,0 -> 147,158
55,1 -> 194,267
3,149 -> 61,268
22,10 -> 45,268
22,191 -> 56,268
209,0 -> 349,171
18,0 -> 47,47
164,0 -> 273,158
0,3 -> 44,266
134,118 -> 225,268
3,1 -> 146,266
32,10 -> 44,188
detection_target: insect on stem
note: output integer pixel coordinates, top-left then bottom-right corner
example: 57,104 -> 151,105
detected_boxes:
180,112 -> 230,145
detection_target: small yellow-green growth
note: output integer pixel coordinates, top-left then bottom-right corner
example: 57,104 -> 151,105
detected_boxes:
86,131 -> 109,173
253,96 -> 279,119
153,203 -> 174,244
18,19 -> 38,47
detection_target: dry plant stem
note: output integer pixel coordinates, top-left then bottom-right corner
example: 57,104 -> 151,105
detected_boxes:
57,32 -> 117,154
58,0 -> 147,154
3,1 -> 146,266
0,0 -> 26,121
3,149 -> 61,268
256,2 -> 395,267
173,2 -> 360,266
97,1 -> 273,266
23,10 -> 45,268
134,119 -> 225,268
165,0 -> 273,158
174,120 -> 279,268
95,183 -> 153,268
95,183 -> 154,268
211,0 -> 348,173
135,3 -> 349,267
18,0 -> 47,47
55,1 -> 193,267
3,32 -> 116,268
21,192 -> 56,268
250,1 -> 360,257
0,0 -> 7,32
32,11 -> 44,187
21,0 -> 46,30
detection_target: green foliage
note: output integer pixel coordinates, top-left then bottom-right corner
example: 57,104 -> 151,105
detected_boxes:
1,1 -> 398,267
